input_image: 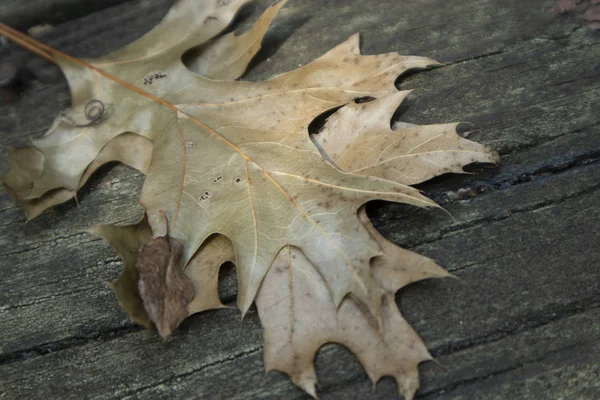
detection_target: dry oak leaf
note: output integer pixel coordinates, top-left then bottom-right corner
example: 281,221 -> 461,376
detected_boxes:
1,0 -> 442,319
0,0 -> 499,398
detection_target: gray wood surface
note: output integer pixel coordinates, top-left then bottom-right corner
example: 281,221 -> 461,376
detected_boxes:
0,0 -> 131,30
0,0 -> 599,399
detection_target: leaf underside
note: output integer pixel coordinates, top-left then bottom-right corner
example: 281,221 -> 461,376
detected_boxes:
0,1 -> 498,399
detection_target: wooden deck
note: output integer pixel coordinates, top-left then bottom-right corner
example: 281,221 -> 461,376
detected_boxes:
1,0 -> 599,399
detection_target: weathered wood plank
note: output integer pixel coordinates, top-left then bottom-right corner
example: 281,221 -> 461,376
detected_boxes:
0,0 -> 150,31
0,246 -> 597,400
1,163 -> 598,398
0,0 -> 599,398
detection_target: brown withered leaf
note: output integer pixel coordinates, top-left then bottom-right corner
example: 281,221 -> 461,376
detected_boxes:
587,0 -> 600,30
3,131 -> 153,220
137,234 -> 195,339
584,3 -> 600,21
553,0 -> 583,14
553,0 -> 600,30
1,0 -> 498,397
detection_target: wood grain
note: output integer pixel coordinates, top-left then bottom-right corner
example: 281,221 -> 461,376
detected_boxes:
0,0 -> 599,399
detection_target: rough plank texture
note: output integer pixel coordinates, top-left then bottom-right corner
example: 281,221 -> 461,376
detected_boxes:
0,0 -> 133,31
1,0 -> 599,399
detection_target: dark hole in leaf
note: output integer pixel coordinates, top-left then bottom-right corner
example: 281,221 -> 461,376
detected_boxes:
307,105 -> 343,135
353,96 -> 376,104
218,261 -> 238,304
313,343 -> 364,387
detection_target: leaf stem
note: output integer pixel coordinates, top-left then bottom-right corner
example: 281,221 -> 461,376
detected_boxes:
0,24 -> 54,63
0,23 -> 178,112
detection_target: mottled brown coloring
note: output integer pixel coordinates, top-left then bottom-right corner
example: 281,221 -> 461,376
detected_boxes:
136,236 -> 195,339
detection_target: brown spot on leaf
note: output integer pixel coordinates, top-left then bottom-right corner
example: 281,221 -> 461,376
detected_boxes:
136,236 -> 195,339
200,191 -> 211,201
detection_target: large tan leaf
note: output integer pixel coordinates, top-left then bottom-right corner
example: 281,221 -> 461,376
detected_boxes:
0,0 -> 498,398
1,1 -> 439,320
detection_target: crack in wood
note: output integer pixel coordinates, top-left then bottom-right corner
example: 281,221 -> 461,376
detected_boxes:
428,298 -> 600,359
0,233 -> 102,258
0,324 -> 142,366
418,343 -> 585,399
118,346 -> 263,399
413,180 -> 600,252
372,156 -> 600,250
